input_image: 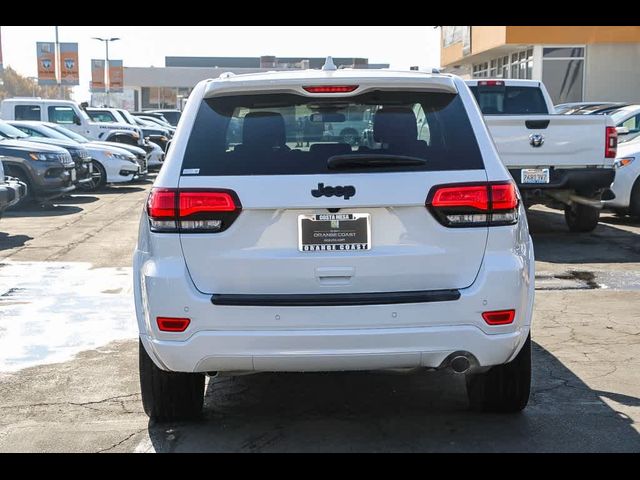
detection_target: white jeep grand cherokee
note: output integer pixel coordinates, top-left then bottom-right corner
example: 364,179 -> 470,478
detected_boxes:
134,62 -> 535,421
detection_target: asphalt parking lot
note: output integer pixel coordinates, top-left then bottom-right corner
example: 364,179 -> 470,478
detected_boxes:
1,179 -> 640,452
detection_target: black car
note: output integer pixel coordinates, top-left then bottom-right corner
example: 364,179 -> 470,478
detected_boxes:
0,123 -> 75,207
1,121 -> 93,188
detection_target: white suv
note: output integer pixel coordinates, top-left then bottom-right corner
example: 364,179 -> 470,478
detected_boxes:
134,63 -> 535,421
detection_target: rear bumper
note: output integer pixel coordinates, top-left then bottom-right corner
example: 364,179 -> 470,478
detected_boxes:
509,167 -> 615,193
134,234 -> 535,373
141,325 -> 528,373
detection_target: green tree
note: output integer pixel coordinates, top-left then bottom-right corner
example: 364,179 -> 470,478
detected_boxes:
0,66 -> 72,101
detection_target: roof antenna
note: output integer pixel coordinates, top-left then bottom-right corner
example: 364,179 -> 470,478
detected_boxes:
322,56 -> 337,71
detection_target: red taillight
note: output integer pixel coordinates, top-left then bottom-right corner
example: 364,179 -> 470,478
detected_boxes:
605,126 -> 618,158
302,85 -> 358,93
491,183 -> 519,210
157,317 -> 190,332
147,188 -> 241,233
478,80 -> 504,87
482,310 -> 515,325
427,182 -> 519,227
147,189 -> 176,218
179,191 -> 236,217
432,185 -> 489,211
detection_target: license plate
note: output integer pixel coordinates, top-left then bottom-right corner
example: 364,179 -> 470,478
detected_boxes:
298,213 -> 371,252
521,168 -> 549,184
71,169 -> 77,182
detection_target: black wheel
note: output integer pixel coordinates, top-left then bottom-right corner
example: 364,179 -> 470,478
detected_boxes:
340,128 -> 360,146
5,169 -> 33,209
564,203 -> 600,232
77,160 -> 106,192
629,178 -> 640,218
139,339 -> 205,422
466,334 -> 531,413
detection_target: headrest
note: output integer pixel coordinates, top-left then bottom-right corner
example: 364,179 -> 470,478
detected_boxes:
242,112 -> 286,148
373,107 -> 418,144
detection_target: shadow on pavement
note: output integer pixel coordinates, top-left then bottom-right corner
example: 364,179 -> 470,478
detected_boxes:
54,195 -> 99,205
0,232 -> 33,250
98,186 -> 146,194
147,341 -> 640,452
3,204 -> 83,218
528,208 -> 640,264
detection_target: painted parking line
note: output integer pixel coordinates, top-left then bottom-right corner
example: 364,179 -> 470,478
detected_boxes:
0,261 -> 137,372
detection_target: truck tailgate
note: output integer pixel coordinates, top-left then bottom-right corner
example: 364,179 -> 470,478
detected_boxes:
484,115 -> 611,168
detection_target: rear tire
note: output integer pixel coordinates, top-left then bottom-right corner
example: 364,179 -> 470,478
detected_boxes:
139,339 -> 205,422
466,334 -> 531,413
629,178 -> 640,218
564,203 -> 600,232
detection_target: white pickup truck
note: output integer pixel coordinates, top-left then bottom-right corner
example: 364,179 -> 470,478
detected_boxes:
466,79 -> 617,232
0,98 -> 146,149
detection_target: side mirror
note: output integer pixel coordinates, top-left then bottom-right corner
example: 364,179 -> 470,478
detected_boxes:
616,126 -> 630,135
74,116 -> 82,126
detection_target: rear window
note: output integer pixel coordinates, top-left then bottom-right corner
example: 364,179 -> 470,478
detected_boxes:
15,105 -> 42,121
182,91 -> 484,176
469,85 -> 548,115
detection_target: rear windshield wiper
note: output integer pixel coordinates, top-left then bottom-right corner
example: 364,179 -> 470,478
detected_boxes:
327,154 -> 427,169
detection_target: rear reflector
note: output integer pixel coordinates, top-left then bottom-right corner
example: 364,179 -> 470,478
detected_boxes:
482,310 -> 515,325
302,85 -> 358,93
147,188 -> 241,233
427,182 -> 519,227
605,126 -> 618,158
157,317 -> 191,332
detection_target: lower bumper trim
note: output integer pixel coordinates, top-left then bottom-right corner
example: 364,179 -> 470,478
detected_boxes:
211,289 -> 461,307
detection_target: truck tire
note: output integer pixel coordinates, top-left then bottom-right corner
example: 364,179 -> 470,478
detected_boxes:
5,169 -> 33,209
340,128 -> 360,146
564,203 -> 600,232
139,339 -> 205,422
466,334 -> 531,413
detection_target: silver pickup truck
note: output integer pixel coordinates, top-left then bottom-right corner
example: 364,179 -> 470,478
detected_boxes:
466,79 -> 617,232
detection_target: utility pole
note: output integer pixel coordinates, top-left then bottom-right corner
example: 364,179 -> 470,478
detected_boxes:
92,37 -> 120,107
55,26 -> 63,99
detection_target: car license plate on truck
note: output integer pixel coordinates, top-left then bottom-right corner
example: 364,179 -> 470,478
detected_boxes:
521,168 -> 550,184
298,213 -> 371,252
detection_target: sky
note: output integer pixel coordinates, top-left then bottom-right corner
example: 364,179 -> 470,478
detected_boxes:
0,26 -> 441,102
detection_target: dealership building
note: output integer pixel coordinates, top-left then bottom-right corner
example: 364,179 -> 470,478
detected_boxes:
94,56 -> 390,110
440,26 -> 640,104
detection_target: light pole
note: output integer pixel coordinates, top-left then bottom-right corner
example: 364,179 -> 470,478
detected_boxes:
92,37 -> 120,107
27,77 -> 38,97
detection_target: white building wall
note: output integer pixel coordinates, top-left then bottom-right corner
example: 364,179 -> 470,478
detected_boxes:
584,44 -> 640,103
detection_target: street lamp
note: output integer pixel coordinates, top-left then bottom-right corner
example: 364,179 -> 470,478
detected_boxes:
27,77 -> 38,97
92,37 -> 120,107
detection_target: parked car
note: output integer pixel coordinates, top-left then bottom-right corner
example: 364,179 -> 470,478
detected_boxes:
8,121 -> 142,190
1,120 -> 93,190
135,67 -> 535,421
86,107 -> 171,151
133,115 -> 176,135
40,123 -> 153,176
466,79 -> 617,232
603,134 -> 640,217
131,111 -> 170,124
0,98 -> 146,148
555,102 -> 629,115
0,126 -> 75,207
145,109 -> 181,126
608,105 -> 640,144
0,156 -> 27,217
